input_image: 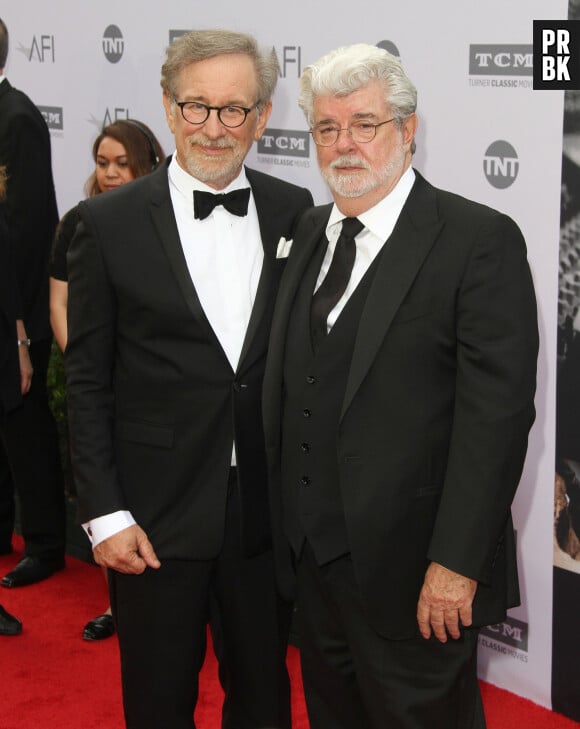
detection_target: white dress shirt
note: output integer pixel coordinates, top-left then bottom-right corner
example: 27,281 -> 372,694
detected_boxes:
316,166 -> 415,332
85,154 -> 263,547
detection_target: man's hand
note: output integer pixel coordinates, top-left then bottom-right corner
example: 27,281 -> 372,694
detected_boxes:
417,562 -> 477,643
93,524 -> 161,574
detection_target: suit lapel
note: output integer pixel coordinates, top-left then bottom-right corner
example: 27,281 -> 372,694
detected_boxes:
263,205 -> 330,432
341,173 -> 444,420
149,160 -> 221,347
237,168 -> 312,371
236,168 -> 277,369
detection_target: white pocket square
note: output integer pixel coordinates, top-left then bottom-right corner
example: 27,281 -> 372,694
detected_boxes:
276,237 -> 293,259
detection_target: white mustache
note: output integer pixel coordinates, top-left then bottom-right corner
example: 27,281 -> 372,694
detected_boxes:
188,134 -> 236,150
329,156 -> 371,171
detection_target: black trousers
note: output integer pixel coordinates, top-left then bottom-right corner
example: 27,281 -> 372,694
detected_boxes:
295,543 -> 486,729
0,338 -> 66,560
109,470 -> 292,729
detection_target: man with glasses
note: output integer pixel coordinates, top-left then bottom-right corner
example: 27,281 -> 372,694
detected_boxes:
65,29 -> 312,729
262,43 -> 538,729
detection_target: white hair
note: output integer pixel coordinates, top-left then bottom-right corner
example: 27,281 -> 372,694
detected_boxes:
298,43 -> 417,152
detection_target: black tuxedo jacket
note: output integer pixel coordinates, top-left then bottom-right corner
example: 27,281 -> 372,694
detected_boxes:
0,79 -> 58,342
263,171 -> 538,638
65,160 -> 312,559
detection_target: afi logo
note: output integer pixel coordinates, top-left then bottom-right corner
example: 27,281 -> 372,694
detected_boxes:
103,108 -> 130,126
258,129 -> 310,158
28,35 -> 55,63
469,45 -> 533,76
88,108 -> 131,132
273,46 -> 302,78
103,25 -> 124,63
483,140 -> 519,189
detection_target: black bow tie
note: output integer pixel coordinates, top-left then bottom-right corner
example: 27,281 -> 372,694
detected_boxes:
193,188 -> 251,220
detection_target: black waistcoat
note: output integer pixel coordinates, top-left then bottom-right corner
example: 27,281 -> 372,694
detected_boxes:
281,236 -> 383,565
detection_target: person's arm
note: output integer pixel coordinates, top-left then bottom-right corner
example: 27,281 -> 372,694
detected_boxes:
3,108 -> 57,338
65,207 -> 159,574
417,211 -> 538,642
49,277 -> 68,352
15,319 -> 32,394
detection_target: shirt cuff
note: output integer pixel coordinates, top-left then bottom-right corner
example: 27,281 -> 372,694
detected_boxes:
82,511 -> 137,548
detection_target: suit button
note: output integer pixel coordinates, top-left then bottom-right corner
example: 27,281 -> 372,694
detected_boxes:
302,409 -> 311,418
306,375 -> 317,384
300,442 -> 310,454
300,476 -> 311,486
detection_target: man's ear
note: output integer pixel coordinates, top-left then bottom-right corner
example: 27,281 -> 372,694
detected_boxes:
253,100 -> 273,141
402,112 -> 418,151
163,91 -> 176,135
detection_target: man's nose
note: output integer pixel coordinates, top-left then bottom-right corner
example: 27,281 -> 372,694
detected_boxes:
335,127 -> 357,152
202,108 -> 226,137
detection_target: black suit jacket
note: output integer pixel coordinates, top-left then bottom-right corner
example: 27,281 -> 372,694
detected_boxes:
0,79 -> 58,342
65,159 -> 312,559
0,205 -> 21,415
263,171 -> 538,638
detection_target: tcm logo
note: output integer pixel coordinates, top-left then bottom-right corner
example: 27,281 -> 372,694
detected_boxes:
169,30 -> 189,44
469,45 -> 533,76
533,20 -> 580,90
258,129 -> 310,158
480,616 -> 528,652
483,140 -> 519,189
28,35 -> 55,63
38,105 -> 63,130
103,25 -> 124,63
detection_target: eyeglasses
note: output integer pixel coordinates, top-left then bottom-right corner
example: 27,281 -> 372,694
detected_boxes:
310,118 -> 395,147
174,100 -> 257,128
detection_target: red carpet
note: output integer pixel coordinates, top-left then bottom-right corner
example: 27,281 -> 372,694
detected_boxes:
0,537 -> 577,729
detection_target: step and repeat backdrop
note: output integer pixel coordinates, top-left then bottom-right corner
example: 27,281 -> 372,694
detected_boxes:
3,0 -> 577,718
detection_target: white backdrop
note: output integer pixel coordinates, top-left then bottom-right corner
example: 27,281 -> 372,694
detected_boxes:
2,0 -> 566,711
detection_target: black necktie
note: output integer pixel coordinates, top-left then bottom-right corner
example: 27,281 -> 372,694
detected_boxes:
193,187 -> 251,220
310,217 -> 365,346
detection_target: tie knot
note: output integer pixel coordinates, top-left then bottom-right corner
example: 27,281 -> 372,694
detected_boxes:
340,217 -> 364,239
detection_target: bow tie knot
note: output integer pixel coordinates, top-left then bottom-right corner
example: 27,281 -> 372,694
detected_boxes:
193,188 -> 251,220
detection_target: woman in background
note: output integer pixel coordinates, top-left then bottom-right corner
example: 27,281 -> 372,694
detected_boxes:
49,119 -> 165,641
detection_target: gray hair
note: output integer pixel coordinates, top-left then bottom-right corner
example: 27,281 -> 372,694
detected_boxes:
0,18 -> 8,70
161,29 -> 279,111
298,43 -> 417,152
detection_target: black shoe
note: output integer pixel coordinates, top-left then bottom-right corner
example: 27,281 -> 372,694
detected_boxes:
1,555 -> 65,588
0,604 -> 22,635
82,613 -> 115,641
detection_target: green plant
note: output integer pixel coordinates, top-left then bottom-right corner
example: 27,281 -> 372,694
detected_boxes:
47,340 -> 75,497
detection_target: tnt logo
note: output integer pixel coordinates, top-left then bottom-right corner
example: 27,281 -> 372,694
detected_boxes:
533,20 -> 580,89
483,140 -> 519,189
102,25 -> 124,64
